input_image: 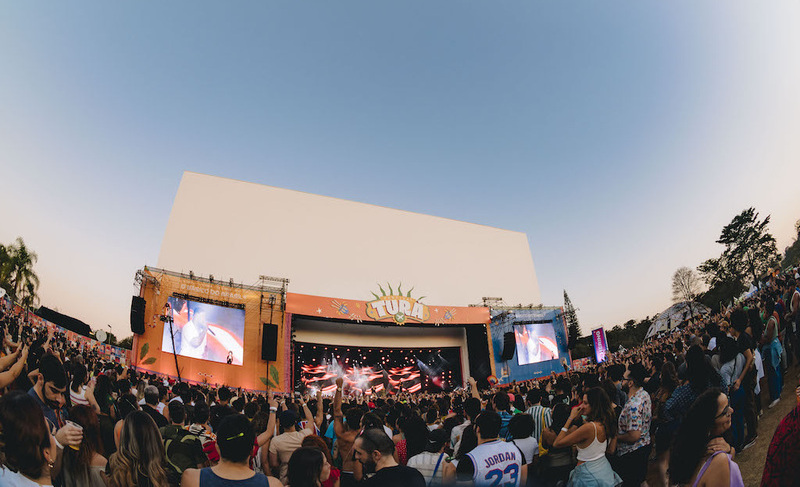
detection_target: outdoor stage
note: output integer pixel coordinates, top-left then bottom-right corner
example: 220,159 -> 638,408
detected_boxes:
131,173 -> 565,391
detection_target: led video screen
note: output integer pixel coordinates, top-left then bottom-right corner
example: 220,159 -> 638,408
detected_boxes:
514,322 -> 559,365
161,296 -> 245,365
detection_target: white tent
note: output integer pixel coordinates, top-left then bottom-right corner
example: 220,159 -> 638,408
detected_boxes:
644,301 -> 711,340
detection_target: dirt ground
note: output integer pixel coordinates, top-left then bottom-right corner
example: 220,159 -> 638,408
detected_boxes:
734,364 -> 800,486
646,364 -> 800,487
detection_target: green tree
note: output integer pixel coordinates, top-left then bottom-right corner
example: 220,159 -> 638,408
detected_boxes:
563,290 -> 582,349
0,237 -> 40,306
699,208 -> 780,299
117,336 -> 134,350
781,219 -> 800,269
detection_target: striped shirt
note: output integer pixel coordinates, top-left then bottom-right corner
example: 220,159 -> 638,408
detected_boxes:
70,386 -> 90,407
525,405 -> 551,441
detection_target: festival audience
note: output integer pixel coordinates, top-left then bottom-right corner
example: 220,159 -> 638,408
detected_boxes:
3,267 -> 800,486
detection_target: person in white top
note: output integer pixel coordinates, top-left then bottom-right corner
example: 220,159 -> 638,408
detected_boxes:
456,411 -> 525,487
407,428 -> 450,486
552,387 -> 621,485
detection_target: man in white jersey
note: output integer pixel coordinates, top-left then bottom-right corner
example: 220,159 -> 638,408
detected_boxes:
456,411 -> 525,487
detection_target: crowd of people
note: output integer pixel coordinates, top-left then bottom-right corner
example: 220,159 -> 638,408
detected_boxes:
0,268 -> 799,487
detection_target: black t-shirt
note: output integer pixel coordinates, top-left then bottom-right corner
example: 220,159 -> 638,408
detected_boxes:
736,332 -> 754,354
143,404 -> 168,428
362,465 -> 425,487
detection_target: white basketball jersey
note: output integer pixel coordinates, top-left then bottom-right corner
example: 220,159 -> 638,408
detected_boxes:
466,440 -> 522,487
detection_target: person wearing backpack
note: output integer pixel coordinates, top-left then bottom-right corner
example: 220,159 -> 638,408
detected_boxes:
161,401 -> 209,485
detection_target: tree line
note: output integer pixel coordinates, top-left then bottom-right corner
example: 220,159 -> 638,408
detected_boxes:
567,208 -> 799,359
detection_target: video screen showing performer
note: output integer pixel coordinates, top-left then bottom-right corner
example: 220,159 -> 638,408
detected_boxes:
514,322 -> 559,365
161,297 -> 245,365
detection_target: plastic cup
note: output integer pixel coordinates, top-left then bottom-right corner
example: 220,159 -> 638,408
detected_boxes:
65,420 -> 83,450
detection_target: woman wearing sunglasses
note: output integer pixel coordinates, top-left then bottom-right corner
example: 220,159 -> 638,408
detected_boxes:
669,388 -> 745,487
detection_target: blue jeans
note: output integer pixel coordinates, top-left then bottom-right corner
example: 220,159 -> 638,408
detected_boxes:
729,386 -> 745,450
763,340 -> 783,401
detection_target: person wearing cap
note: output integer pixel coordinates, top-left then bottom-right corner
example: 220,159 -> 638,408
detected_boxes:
406,428 -> 450,486
182,413 -> 282,487
268,397 -> 315,484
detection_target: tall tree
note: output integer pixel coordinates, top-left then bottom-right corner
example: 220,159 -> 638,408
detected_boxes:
0,237 -> 40,305
699,208 -> 780,294
563,290 -> 581,349
672,267 -> 702,320
781,218 -> 800,269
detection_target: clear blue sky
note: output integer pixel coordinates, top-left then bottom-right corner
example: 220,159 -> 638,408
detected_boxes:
2,1 -> 799,340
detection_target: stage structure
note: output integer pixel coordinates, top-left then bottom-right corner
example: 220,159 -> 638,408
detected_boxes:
287,292 -> 491,393
139,172 -> 555,392
132,268 -> 289,391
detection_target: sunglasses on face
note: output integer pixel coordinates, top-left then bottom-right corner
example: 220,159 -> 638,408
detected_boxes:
715,405 -> 732,419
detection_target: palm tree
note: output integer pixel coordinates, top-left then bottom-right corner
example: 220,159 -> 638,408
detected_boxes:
20,281 -> 40,310
1,238 -> 39,305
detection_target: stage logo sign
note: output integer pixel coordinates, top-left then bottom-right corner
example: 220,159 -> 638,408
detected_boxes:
365,283 -> 430,325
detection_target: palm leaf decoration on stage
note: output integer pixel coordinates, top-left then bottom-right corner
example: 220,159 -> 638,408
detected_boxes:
139,342 -> 157,365
260,364 -> 280,389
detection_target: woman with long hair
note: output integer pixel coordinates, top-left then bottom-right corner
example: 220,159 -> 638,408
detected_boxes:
0,391 -> 59,486
93,373 -> 118,459
553,387 -> 621,486
113,392 -> 140,449
760,298 -> 783,408
717,336 -> 746,451
394,415 -> 427,466
287,447 -> 332,487
651,361 -> 679,487
538,403 -> 576,485
69,363 -> 90,407
62,405 -> 107,487
108,410 -> 169,487
302,435 -> 341,487
669,388 -> 744,486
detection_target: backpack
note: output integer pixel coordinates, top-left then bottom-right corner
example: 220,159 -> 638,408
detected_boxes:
161,425 -> 205,484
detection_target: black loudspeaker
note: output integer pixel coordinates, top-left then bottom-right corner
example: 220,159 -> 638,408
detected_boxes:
130,296 -> 146,335
261,324 -> 278,361
501,331 -> 516,361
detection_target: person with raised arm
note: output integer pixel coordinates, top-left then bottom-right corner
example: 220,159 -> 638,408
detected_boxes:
269,393 -> 316,484
332,377 -> 361,487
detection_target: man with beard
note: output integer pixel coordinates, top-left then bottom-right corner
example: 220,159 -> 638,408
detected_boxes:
28,353 -> 83,448
354,428 -> 425,487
